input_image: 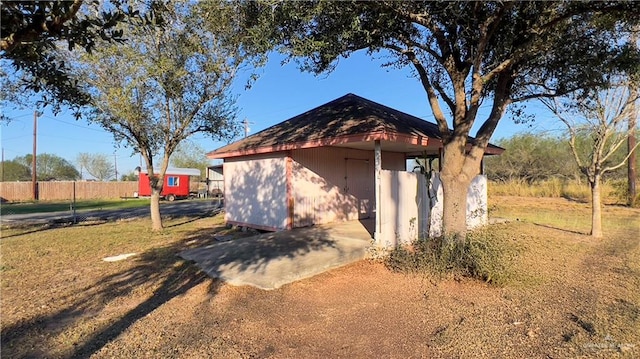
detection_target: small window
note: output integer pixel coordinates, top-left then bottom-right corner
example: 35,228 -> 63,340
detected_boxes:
167,176 -> 180,187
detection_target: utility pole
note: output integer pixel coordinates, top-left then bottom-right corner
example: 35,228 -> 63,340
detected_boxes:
32,110 -> 39,200
114,152 -> 118,181
1,147 -> 4,182
243,118 -> 254,138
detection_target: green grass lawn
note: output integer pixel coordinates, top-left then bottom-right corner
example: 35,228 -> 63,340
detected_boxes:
0,199 -> 151,215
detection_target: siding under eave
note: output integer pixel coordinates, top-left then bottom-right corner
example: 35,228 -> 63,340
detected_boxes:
290,147 -> 406,228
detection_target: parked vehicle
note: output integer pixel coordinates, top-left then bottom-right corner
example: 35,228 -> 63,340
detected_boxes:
135,167 -> 201,201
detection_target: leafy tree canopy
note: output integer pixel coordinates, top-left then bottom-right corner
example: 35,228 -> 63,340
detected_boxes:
0,0 -> 156,116
0,159 -> 31,181
70,0 -> 258,230
76,0 -> 245,170
239,1 -> 640,235
76,152 -> 114,181
485,133 -> 578,183
120,172 -> 138,181
15,153 -> 80,181
169,141 -> 211,181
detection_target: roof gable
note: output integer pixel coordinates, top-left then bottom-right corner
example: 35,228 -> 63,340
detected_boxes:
208,93 -> 502,159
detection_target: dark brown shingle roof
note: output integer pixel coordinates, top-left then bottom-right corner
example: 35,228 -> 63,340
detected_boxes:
208,93 -> 504,158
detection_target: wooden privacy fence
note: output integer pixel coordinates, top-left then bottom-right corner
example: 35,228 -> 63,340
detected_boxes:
0,181 -> 138,202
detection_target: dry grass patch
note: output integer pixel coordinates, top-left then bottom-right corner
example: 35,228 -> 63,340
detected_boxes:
1,197 -> 638,358
0,215 -> 241,358
488,179 -> 639,205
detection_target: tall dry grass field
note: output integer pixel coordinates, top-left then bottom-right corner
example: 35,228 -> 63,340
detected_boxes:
488,178 -> 638,205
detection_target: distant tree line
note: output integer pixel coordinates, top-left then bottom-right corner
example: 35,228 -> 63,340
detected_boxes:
0,152 -> 139,182
0,145 -> 210,182
1,153 -> 79,181
485,132 -> 639,184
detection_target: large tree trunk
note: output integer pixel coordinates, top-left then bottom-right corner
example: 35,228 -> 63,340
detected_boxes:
628,86 -> 637,207
590,176 -> 603,238
628,31 -> 638,207
150,190 -> 163,231
441,173 -> 472,238
440,141 -> 480,239
150,176 -> 164,231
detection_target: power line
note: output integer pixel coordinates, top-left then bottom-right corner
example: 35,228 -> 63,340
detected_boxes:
39,133 -> 114,144
1,134 -> 31,141
40,115 -> 108,133
3,113 -> 33,122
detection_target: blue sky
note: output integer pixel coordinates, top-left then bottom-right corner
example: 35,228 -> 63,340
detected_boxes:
1,52 -> 560,179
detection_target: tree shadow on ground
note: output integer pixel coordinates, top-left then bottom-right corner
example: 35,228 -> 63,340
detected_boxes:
0,213 -> 337,358
0,219 -> 108,239
1,226 -> 216,358
180,226 -> 339,287
531,222 -> 586,235
165,209 -> 221,228
560,194 -> 589,204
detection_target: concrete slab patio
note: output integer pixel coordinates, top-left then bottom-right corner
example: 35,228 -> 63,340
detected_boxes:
179,220 -> 373,290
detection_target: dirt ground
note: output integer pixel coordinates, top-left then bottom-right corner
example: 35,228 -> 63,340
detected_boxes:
1,196 -> 639,358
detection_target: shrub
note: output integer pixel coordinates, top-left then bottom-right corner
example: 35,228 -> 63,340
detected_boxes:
609,179 -> 640,206
385,230 -> 517,286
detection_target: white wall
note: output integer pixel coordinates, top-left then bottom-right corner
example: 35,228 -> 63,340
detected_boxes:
207,167 -> 223,181
224,154 -> 288,230
206,167 -> 224,195
379,170 -> 428,247
427,173 -> 488,238
377,171 -> 489,246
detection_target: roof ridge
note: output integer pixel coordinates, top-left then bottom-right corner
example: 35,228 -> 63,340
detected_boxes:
207,93 -> 455,159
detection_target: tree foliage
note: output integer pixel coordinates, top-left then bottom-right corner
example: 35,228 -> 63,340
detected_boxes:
0,1 -> 150,115
239,0 -> 640,236
169,141 -> 211,181
485,134 -> 578,183
0,159 -> 31,181
485,132 -> 640,184
542,84 -> 640,184
14,153 -> 79,181
76,152 -> 114,181
73,0 -> 251,230
120,172 -> 138,181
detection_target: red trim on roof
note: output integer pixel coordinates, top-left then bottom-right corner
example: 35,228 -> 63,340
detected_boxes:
481,146 -> 504,155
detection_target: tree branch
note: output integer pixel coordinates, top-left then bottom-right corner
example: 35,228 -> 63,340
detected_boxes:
386,44 -> 450,137
603,141 -> 640,174
384,3 -> 454,68
539,97 -> 586,170
471,72 -> 512,156
1,0 -> 84,52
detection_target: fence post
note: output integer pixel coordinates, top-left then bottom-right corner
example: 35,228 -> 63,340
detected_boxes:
71,181 -> 77,224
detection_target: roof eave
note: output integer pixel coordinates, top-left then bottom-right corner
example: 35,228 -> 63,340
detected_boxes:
207,130 -> 433,159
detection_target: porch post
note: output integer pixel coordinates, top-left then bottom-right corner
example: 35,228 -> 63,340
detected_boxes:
374,140 -> 382,244
286,151 -> 294,230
